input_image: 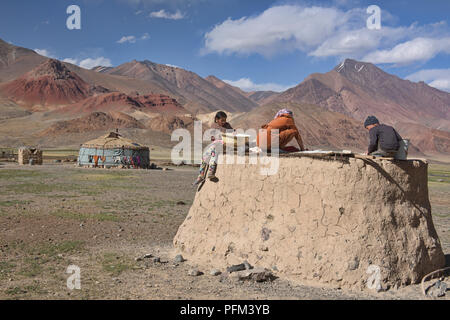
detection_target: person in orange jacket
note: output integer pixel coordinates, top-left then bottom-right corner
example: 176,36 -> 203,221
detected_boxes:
257,109 -> 306,152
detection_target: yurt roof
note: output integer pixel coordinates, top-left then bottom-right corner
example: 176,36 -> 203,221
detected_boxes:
81,132 -> 149,150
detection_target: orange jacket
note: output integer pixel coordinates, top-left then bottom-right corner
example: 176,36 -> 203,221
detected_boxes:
257,115 -> 303,149
264,115 -> 298,132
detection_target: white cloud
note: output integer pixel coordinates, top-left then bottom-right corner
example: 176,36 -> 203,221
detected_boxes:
117,35 -> 137,44
33,50 -> 112,70
405,68 -> 450,82
310,26 -> 410,58
223,78 -> 293,92
165,63 -> 181,68
363,37 -> 450,65
117,33 -> 150,44
406,68 -> 450,92
78,57 -> 113,69
120,0 -> 202,7
34,48 -> 57,59
62,57 -> 113,69
149,9 -> 185,20
62,58 -> 78,65
429,79 -> 450,92
202,4 -> 450,66
203,6 -> 346,57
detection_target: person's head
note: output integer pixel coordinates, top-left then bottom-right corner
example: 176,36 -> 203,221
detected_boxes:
364,115 -> 379,130
214,111 -> 228,127
274,109 -> 293,119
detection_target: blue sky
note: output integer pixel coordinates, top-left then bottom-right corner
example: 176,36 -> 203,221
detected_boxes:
0,0 -> 449,92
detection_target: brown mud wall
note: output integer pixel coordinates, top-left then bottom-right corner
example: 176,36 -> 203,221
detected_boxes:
174,156 -> 445,290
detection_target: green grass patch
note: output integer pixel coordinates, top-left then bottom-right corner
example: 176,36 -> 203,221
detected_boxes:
73,172 -> 135,182
19,257 -> 45,277
432,211 -> 450,218
52,210 -> 122,222
3,182 -> 73,194
17,241 -> 84,278
78,189 -> 103,196
0,200 -> 32,207
36,241 -> 84,257
5,286 -> 28,296
0,261 -> 16,279
428,172 -> 450,183
0,169 -> 45,180
5,283 -> 48,296
428,164 -> 450,184
101,253 -> 132,276
42,149 -> 78,157
148,200 -> 178,209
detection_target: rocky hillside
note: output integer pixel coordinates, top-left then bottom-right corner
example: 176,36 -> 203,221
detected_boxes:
273,59 -> 450,131
97,60 -> 259,113
39,111 -> 146,136
0,59 -> 92,109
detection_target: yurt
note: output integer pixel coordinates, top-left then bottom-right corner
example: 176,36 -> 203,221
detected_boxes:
78,132 -> 150,168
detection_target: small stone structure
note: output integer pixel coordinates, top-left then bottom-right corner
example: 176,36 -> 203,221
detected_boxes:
174,155 -> 445,290
18,147 -> 43,165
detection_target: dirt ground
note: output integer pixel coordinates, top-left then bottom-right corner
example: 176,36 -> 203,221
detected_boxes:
0,161 -> 449,300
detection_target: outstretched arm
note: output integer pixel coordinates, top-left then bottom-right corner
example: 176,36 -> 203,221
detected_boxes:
295,130 -> 305,151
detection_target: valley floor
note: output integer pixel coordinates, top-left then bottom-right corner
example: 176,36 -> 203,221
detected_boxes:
0,162 -> 448,300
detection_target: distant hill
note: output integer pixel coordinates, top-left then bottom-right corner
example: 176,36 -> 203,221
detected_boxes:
39,111 -> 146,136
0,39 -> 47,82
97,60 -> 259,113
0,38 -> 449,156
0,59 -> 92,109
54,92 -> 187,116
243,90 -> 280,105
273,59 -> 450,131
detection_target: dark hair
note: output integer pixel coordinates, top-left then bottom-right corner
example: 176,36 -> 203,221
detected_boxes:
214,111 -> 227,123
364,115 -> 379,128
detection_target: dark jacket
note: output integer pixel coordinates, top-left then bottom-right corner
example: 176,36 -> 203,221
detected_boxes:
368,124 -> 402,154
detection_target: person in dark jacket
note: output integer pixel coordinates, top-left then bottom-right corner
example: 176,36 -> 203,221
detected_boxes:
364,116 -> 402,157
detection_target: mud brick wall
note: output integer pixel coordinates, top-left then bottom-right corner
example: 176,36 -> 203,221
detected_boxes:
174,156 -> 445,290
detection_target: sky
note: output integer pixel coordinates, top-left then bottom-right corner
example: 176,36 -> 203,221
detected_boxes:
0,0 -> 449,92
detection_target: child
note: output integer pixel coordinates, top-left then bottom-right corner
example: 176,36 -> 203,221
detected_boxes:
193,111 -> 234,186
257,109 -> 305,152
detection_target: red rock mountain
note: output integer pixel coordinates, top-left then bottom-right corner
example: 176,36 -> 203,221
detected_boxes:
204,76 -> 281,106
0,39 -> 257,114
39,111 -> 145,136
144,114 -> 196,134
395,122 -> 450,154
0,38 -> 449,155
0,59 -> 92,109
0,39 -> 47,82
243,90 -> 280,105
56,92 -> 186,115
96,60 -> 258,113
274,59 -> 450,131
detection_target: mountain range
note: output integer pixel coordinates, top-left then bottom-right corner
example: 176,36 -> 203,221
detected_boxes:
0,38 -> 449,156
